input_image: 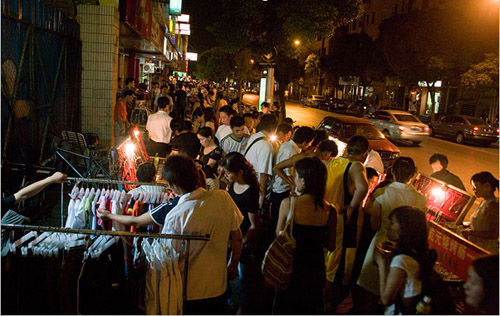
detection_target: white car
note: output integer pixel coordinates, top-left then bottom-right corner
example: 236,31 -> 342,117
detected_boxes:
303,95 -> 326,108
366,110 -> 430,145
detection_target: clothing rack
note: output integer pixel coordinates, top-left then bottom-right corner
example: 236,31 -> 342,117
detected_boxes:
60,177 -> 171,228
2,223 -> 210,301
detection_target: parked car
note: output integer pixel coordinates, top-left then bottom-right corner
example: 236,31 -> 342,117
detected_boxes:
366,110 -> 430,145
318,114 -> 400,170
303,95 -> 326,108
429,115 -> 499,146
344,100 -> 369,117
324,97 -> 348,112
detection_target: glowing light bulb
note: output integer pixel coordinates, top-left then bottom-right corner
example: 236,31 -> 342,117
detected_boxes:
134,129 -> 140,137
125,143 -> 136,158
431,187 -> 446,202
269,135 -> 277,142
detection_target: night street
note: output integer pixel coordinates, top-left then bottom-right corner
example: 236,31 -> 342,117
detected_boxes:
285,101 -> 499,194
2,0 -> 498,314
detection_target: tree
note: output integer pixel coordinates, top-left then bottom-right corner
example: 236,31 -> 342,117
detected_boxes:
380,2 -> 498,120
461,53 -> 499,89
326,31 -> 391,87
195,47 -> 233,82
206,0 -> 362,117
461,53 -> 499,117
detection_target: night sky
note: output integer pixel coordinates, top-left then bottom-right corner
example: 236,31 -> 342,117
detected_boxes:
183,0 -> 220,53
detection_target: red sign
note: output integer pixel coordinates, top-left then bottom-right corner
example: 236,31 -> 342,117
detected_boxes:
413,174 -> 475,223
124,0 -> 153,40
428,221 -> 490,280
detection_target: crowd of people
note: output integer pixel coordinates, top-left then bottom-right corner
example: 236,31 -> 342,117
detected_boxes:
67,75 -> 500,313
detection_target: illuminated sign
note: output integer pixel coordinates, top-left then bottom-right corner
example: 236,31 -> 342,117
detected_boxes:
169,0 -> 182,15
173,71 -> 186,77
176,23 -> 190,35
259,78 -> 266,111
418,80 -> 442,87
186,52 -> 198,61
177,14 -> 190,23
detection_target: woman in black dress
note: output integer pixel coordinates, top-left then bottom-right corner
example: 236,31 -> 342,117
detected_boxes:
274,157 -> 337,314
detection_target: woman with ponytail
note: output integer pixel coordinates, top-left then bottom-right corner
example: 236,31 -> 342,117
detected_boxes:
463,172 -> 499,253
273,157 -> 337,314
221,152 -> 260,236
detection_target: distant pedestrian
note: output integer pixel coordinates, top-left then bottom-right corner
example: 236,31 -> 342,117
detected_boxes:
146,96 -> 173,157
114,90 -> 133,144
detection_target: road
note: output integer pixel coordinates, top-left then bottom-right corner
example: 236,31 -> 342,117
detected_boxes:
283,101 -> 499,194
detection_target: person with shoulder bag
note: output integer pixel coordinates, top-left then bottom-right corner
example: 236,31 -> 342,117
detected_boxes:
262,157 -> 336,314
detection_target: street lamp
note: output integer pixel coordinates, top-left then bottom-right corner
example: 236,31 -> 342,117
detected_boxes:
294,39 -> 301,46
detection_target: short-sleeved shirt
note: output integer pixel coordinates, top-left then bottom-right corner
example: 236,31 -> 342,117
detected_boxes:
245,131 -> 274,178
162,188 -> 244,300
220,134 -> 249,155
146,110 -> 173,144
170,132 -> 201,159
272,140 -> 300,193
385,254 -> 422,315
364,149 -> 384,175
198,146 -> 223,178
228,183 -> 259,235
215,125 -> 232,143
149,196 -> 180,225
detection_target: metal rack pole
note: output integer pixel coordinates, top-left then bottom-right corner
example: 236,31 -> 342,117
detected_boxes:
183,239 -> 191,301
1,224 -> 210,241
66,177 -> 170,187
60,182 -> 64,227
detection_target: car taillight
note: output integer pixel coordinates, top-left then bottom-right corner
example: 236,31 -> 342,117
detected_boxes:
497,129 -> 499,134
473,126 -> 479,134
424,126 -> 430,132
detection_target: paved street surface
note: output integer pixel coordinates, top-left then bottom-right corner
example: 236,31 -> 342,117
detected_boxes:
284,101 -> 499,195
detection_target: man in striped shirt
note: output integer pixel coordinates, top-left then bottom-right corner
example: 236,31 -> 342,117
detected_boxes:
220,115 -> 249,155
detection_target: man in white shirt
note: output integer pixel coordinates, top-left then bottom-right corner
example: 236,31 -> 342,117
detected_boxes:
161,155 -> 243,314
245,114 -> 278,209
364,149 -> 384,175
270,126 -> 315,226
146,96 -> 173,157
220,115 -> 249,154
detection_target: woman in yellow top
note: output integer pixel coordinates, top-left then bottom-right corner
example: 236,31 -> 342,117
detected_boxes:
463,172 -> 499,254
